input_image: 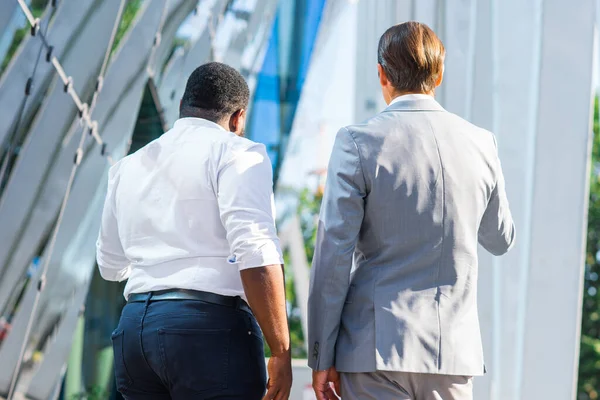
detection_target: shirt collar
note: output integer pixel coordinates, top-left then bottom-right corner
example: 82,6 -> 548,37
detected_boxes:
384,94 -> 444,113
173,117 -> 227,131
389,93 -> 434,106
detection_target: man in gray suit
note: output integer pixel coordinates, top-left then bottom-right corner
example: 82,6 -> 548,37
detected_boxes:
308,22 -> 515,400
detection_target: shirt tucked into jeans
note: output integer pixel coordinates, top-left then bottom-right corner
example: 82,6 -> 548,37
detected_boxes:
96,117 -> 283,399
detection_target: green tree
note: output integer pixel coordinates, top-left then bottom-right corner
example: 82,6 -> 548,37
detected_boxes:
297,187 -> 324,265
110,0 -> 143,56
578,97 -> 600,400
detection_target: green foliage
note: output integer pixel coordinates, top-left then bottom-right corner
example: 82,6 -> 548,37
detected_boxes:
110,0 -> 143,56
69,386 -> 109,400
579,97 -> 600,400
263,250 -> 308,359
264,188 -> 323,359
297,187 -> 324,265
285,250 -> 308,359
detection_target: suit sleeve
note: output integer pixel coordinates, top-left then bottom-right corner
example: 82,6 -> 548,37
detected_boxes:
478,137 -> 516,256
308,127 -> 366,370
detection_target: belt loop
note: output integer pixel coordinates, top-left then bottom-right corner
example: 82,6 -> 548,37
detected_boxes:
145,291 -> 152,306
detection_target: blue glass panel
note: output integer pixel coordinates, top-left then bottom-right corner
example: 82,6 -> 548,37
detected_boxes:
247,16 -> 281,169
248,0 -> 326,180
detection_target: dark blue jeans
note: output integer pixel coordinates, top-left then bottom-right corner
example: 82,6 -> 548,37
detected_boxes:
111,296 -> 267,399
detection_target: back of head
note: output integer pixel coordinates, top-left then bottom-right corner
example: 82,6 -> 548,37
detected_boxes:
180,62 -> 250,123
378,21 -> 445,94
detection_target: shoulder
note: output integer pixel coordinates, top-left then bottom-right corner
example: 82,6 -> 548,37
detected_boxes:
107,154 -> 133,182
342,108 -> 425,141
442,111 -> 497,143
343,113 -> 390,136
218,133 -> 267,158
223,133 -> 266,155
216,133 -> 270,170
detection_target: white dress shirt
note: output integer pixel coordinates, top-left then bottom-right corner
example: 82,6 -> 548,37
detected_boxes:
96,117 -> 284,300
389,93 -> 433,106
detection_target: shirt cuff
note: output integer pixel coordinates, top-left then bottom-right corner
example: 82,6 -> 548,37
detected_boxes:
97,255 -> 131,282
236,250 -> 284,270
98,265 -> 131,282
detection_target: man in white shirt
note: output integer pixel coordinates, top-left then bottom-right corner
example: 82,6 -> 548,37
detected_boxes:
97,62 -> 292,400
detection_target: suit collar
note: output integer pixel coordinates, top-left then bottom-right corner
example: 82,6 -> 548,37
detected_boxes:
383,97 -> 445,113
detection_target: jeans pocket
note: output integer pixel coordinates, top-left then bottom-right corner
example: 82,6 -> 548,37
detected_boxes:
158,328 -> 231,394
244,314 -> 267,372
242,312 -> 263,341
111,329 -> 133,393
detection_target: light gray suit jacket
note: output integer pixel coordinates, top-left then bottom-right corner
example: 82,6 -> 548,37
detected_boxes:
307,97 -> 515,376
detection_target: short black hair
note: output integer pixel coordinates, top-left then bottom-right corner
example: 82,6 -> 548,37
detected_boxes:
180,62 -> 249,121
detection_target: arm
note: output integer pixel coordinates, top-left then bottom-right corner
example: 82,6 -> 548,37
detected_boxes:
217,143 -> 290,400
241,266 -> 291,400
478,139 -> 516,256
96,163 -> 131,281
241,265 -> 289,355
308,128 -> 366,371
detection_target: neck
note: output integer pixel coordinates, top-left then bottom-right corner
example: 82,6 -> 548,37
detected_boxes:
387,90 -> 434,105
392,90 -> 434,98
180,108 -> 229,131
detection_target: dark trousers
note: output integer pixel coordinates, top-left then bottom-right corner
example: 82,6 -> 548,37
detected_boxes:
111,295 -> 267,399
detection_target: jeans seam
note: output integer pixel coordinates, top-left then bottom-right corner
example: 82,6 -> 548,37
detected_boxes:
139,293 -> 164,384
112,329 -> 134,390
158,329 -> 171,387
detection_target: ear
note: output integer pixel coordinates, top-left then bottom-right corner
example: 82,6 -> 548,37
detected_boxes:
435,64 -> 444,88
229,109 -> 246,136
377,63 -> 388,87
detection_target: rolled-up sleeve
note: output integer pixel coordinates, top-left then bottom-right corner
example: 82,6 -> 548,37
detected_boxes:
217,143 -> 283,270
96,164 -> 131,281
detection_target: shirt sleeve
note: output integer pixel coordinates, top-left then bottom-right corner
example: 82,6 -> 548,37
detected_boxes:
217,142 -> 284,270
96,163 -> 131,281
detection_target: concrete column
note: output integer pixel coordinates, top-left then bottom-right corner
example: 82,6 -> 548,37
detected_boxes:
354,0 -> 412,123
487,0 -> 541,399
520,1 -> 595,399
280,216 -> 311,348
413,0 -> 438,30
440,0 -> 477,117
470,1 -> 494,396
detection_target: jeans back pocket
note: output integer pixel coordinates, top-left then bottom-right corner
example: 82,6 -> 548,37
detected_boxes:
158,328 -> 231,394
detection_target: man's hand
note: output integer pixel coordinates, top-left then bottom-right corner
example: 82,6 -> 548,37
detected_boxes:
264,352 -> 293,400
312,367 -> 341,400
